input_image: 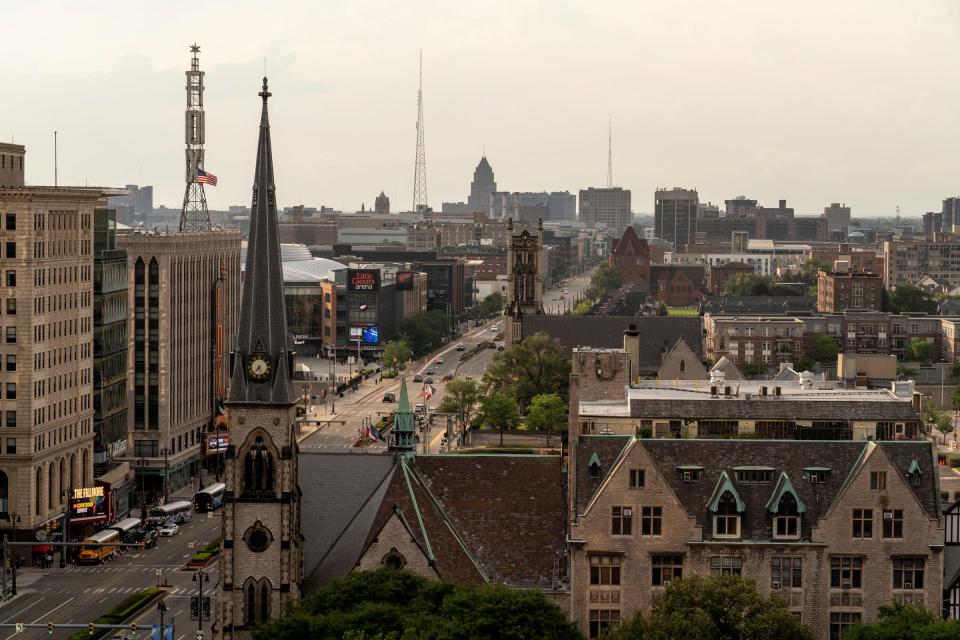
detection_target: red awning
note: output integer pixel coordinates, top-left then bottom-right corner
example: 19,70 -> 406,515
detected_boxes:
31,545 -> 52,553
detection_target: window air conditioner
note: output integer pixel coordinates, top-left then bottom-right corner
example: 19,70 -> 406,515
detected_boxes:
883,511 -> 894,520
903,581 -> 912,589
623,508 -> 632,517
771,581 -> 781,589
662,580 -> 670,588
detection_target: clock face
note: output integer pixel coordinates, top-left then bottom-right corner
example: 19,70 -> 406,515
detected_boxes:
247,356 -> 271,380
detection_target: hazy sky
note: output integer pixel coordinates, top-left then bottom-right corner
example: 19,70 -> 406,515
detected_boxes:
4,1 -> 960,216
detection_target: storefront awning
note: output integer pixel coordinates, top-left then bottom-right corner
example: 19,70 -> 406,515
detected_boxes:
31,545 -> 52,553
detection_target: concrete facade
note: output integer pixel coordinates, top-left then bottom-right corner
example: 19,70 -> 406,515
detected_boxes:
580,188 -> 632,230
883,237 -> 960,290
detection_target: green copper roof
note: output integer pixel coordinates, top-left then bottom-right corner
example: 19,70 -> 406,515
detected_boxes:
707,470 -> 746,513
908,459 -> 921,476
393,378 -> 416,452
588,452 -> 601,468
766,472 -> 806,514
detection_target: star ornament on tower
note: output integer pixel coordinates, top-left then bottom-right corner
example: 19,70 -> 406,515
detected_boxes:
190,43 -> 201,54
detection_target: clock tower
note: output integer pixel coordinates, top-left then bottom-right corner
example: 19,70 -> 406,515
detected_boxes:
216,77 -> 302,639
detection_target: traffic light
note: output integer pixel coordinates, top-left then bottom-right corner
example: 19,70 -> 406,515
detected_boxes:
130,622 -> 137,637
47,621 -> 53,635
88,622 -> 95,635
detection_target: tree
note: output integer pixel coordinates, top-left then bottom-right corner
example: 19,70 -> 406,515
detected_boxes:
909,338 -> 934,363
478,392 -> 520,446
380,340 -> 412,373
923,403 -> 952,442
551,256 -> 569,283
398,311 -> 450,358
525,393 -> 567,445
953,385 -> 960,412
483,332 -> 571,408
813,335 -> 840,364
586,262 -> 621,300
888,285 -> 938,315
436,379 -> 481,430
607,575 -> 813,640
253,568 -> 582,640
720,273 -> 772,296
840,603 -> 960,640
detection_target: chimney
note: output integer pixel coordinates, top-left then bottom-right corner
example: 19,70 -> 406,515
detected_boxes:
779,199 -> 787,209
724,385 -> 732,397
623,324 -> 640,381
710,369 -> 726,385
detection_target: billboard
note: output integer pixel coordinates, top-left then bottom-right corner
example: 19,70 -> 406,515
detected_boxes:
347,269 -> 380,292
70,486 -> 108,522
395,271 -> 415,291
349,326 -> 364,339
206,433 -> 230,452
362,326 -> 379,344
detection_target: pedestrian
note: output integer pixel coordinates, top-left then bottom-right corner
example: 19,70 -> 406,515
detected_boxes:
45,553 -> 52,568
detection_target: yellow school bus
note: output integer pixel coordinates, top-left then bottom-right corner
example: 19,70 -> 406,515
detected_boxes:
78,528 -> 120,564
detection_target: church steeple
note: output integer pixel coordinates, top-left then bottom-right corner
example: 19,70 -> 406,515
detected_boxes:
391,378 -> 416,454
228,77 -> 296,405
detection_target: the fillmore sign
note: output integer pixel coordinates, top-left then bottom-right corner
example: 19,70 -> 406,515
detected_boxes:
347,269 -> 380,292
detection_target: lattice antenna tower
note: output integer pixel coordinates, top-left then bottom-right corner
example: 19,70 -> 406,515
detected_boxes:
607,116 -> 613,188
412,50 -> 428,212
180,43 -> 211,230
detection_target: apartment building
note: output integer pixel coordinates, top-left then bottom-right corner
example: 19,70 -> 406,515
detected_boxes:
816,270 -> 883,313
883,237 -> 960,289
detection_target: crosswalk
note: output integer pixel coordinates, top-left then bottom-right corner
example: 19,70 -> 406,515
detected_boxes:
30,584 -> 198,595
61,565 -> 182,574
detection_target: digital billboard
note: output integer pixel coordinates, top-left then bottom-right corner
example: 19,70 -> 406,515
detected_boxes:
349,326 -> 364,339
206,433 -> 230,452
347,269 -> 380,291
362,326 -> 379,344
70,486 -> 108,522
395,271 -> 415,291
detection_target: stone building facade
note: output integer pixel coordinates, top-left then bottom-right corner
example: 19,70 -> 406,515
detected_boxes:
504,219 -> 544,345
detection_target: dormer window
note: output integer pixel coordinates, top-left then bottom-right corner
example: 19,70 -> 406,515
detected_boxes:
907,460 -> 922,487
589,452 -> 601,479
803,467 -> 831,484
677,465 -> 704,483
714,494 -> 740,538
766,472 -> 806,541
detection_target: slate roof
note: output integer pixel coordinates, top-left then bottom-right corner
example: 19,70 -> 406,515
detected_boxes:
300,452 -> 565,591
575,438 -> 939,541
612,226 -> 647,256
574,436 -> 632,515
520,315 -> 704,370
700,295 -> 817,315
625,396 -> 921,421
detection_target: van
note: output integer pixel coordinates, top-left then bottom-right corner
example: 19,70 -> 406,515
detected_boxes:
415,404 -> 425,414
382,392 -> 396,403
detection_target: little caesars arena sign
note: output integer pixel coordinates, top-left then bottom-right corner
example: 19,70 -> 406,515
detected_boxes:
348,269 -> 380,291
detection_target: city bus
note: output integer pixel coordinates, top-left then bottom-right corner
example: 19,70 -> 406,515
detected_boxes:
193,482 -> 226,513
147,500 -> 193,527
108,517 -> 143,544
78,529 -> 120,565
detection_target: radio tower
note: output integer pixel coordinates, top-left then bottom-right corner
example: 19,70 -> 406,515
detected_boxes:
180,43 -> 211,230
412,50 -> 428,212
607,116 -> 613,188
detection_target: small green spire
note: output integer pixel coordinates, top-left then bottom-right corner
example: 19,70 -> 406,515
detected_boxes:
392,378 -> 416,453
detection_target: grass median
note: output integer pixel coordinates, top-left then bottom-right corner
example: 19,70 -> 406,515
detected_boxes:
67,587 -> 162,640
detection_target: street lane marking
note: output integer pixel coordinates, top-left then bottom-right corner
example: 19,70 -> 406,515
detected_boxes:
1,599 -> 44,623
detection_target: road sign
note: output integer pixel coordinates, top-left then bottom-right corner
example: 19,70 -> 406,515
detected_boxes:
155,569 -> 162,576
14,623 -> 23,633
188,542 -> 195,550
196,633 -> 204,640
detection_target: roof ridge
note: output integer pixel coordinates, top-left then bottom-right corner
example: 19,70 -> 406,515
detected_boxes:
400,459 -> 435,563
582,439 -> 637,517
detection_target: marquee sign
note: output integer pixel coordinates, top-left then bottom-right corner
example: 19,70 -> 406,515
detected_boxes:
347,269 -> 380,292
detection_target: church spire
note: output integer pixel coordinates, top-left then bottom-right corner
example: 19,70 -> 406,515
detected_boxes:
228,77 -> 296,405
391,378 -> 416,454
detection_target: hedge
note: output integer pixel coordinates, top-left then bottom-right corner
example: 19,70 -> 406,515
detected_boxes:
67,587 -> 161,640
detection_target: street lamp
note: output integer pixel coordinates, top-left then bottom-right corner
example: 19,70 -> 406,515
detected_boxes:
160,447 -> 171,505
157,600 -> 169,640
193,570 -> 210,632
138,457 -> 148,521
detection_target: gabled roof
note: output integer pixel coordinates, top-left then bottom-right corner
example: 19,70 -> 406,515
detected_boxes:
706,470 -> 745,513
612,226 -> 648,257
766,472 -> 806,514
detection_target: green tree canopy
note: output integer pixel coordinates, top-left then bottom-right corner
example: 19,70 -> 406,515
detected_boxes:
525,393 -> 567,444
380,340 -> 412,372
483,332 -> 570,408
253,568 -> 582,640
607,575 -> 813,640
813,334 -> 840,363
398,311 -> 451,358
478,392 -> 520,446
435,379 -> 482,429
909,338 -> 934,363
840,603 -> 960,640
586,262 -> 621,300
888,285 -> 938,315
720,273 -> 773,296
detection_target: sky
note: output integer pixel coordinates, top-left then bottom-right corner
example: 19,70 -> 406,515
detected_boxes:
4,0 -> 960,216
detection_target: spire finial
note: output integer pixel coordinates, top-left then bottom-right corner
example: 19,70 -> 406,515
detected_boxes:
190,43 -> 200,54
259,77 -> 271,102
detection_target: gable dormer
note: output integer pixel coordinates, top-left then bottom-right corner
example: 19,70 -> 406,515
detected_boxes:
707,470 -> 745,539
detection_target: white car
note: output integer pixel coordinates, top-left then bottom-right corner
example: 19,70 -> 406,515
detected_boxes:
159,523 -> 179,537
490,326 -> 498,332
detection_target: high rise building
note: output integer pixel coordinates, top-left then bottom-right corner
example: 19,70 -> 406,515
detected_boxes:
490,191 -> 576,221
374,190 -> 390,215
942,197 -> 960,235
467,156 -> 496,214
579,187 -> 631,230
654,187 -> 698,249
0,143 -> 107,550
548,191 -> 576,221
117,227 -> 241,501
218,77 -> 303,638
92,208 -> 129,471
823,202 -> 851,235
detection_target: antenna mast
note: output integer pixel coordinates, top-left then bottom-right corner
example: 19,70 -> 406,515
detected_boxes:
606,116 -> 613,188
412,50 -> 428,212
179,43 -> 211,230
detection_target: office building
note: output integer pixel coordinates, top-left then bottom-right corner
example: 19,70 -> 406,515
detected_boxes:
654,188 -> 697,249
883,237 -> 960,289
942,197 -> 960,234
117,228 -> 241,502
580,187 -> 631,230
467,156 -> 496,214
824,202 -> 851,236
0,143 -> 108,547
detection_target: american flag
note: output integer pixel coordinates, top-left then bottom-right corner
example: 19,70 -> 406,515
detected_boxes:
197,169 -> 218,186
420,384 -> 435,401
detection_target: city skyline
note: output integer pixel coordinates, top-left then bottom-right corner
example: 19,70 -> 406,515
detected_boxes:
5,1 -> 960,215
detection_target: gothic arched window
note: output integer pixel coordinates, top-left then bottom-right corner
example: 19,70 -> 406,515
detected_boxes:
382,548 -> 407,570
244,436 -> 274,493
260,581 -> 270,623
245,582 -> 255,626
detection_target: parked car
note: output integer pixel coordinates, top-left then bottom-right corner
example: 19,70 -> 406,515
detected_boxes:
456,344 -> 466,352
441,374 -> 454,382
413,374 -> 423,383
382,392 -> 396,403
159,523 -> 179,537
425,368 -> 435,376
414,404 -> 425,414
436,357 -> 444,365
424,377 -> 434,384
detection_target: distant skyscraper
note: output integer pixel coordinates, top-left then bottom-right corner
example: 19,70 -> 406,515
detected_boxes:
375,191 -> 390,214
823,202 -> 851,235
579,187 -> 631,230
548,192 -> 576,221
468,156 -> 496,214
655,188 -> 699,249
180,44 -> 212,231
942,197 -> 960,235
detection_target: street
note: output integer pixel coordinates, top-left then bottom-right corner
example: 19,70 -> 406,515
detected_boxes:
0,498 -> 221,640
543,270 -> 592,315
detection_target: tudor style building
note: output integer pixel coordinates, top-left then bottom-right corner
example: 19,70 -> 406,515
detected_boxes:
217,78 -> 303,639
